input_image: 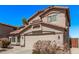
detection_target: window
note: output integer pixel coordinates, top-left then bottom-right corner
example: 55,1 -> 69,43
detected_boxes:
12,37 -> 16,42
48,14 -> 57,22
9,37 -> 12,42
33,24 -> 40,29
17,36 -> 20,42
58,35 -> 60,40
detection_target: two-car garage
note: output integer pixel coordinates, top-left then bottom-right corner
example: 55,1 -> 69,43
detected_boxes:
20,34 -> 63,51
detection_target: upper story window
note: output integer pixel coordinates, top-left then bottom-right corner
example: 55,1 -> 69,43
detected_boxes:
48,14 -> 57,22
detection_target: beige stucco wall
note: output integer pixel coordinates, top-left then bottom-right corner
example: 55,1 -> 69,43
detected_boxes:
42,12 -> 66,28
20,36 -> 25,46
21,27 -> 33,35
29,15 -> 41,25
20,25 -> 64,50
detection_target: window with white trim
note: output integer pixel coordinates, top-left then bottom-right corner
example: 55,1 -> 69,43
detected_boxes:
48,14 -> 57,22
12,37 -> 16,42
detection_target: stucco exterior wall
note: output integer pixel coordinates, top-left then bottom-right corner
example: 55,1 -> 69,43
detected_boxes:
20,25 -> 64,49
42,12 -> 66,28
23,34 -> 64,50
29,16 -> 41,25
21,27 -> 33,35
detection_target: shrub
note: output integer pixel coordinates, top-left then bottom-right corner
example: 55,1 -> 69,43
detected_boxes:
32,40 -> 69,54
0,39 -> 11,48
0,40 -> 2,47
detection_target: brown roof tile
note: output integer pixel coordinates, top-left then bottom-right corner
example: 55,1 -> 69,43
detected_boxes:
28,11 -> 43,22
41,22 -> 66,31
10,25 -> 31,35
10,22 -> 67,35
0,23 -> 17,28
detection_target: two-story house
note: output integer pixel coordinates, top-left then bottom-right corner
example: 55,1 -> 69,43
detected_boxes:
9,6 -> 70,50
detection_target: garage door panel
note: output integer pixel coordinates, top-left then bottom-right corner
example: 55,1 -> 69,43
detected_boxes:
25,36 -> 41,49
25,34 -> 63,49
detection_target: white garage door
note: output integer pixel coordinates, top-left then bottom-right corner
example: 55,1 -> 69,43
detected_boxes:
24,34 -> 63,50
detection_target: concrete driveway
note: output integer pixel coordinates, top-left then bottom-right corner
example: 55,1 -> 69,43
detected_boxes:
71,48 -> 79,54
1,46 -> 78,54
0,46 -> 32,54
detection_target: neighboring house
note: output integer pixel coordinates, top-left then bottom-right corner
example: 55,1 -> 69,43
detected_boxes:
0,23 -> 17,40
9,6 -> 70,50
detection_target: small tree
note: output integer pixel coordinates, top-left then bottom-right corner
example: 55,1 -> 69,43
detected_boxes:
22,17 -> 28,25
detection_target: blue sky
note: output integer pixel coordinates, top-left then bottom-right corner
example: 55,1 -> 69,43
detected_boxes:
0,5 -> 79,38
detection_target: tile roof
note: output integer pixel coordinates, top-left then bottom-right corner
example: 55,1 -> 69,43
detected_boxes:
28,11 -> 43,22
0,23 -> 17,28
10,25 -> 31,35
41,22 -> 66,31
10,22 -> 67,35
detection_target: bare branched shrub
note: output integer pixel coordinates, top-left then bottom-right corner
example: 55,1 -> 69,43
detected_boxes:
32,40 -> 70,54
